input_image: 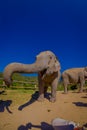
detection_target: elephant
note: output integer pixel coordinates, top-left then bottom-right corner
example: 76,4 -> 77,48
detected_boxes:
3,51 -> 61,102
62,67 -> 87,93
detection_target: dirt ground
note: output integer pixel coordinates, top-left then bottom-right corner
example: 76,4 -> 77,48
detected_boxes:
0,90 -> 87,130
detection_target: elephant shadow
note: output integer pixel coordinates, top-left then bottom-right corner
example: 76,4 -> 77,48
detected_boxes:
0,100 -> 12,113
18,91 -> 51,111
0,90 -> 6,95
18,122 -> 54,130
73,102 -> 87,107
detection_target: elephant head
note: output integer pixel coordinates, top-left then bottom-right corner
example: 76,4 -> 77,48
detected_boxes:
3,51 -> 60,87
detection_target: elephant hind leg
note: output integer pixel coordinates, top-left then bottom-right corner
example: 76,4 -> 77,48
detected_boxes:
44,86 -> 48,94
44,86 -> 51,100
79,82 -> 84,93
78,75 -> 85,93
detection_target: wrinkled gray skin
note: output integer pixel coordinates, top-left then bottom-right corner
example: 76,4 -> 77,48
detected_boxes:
3,51 -> 61,102
62,67 -> 87,93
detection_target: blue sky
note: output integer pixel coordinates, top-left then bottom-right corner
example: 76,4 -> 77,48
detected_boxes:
0,0 -> 87,73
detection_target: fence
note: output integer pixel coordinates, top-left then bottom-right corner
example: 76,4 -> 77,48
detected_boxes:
0,78 -> 38,90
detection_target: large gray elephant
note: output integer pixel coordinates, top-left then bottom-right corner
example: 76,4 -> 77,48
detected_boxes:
62,67 -> 87,93
3,51 -> 61,102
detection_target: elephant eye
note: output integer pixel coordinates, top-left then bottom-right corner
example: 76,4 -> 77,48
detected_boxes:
50,56 -> 52,59
48,56 -> 52,65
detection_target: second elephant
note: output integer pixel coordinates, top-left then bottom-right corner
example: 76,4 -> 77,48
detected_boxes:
62,67 -> 87,93
3,50 -> 61,102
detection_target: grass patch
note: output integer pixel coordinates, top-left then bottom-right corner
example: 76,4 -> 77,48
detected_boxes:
0,89 -> 36,106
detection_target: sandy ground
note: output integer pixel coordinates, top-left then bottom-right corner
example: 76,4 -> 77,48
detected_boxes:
0,91 -> 87,130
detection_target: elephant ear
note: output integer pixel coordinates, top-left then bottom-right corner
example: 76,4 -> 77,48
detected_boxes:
47,55 -> 61,74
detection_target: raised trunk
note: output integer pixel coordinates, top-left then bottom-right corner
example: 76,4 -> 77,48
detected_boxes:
3,62 -> 47,86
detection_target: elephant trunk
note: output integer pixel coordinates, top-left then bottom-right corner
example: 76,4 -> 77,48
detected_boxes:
3,62 -> 47,86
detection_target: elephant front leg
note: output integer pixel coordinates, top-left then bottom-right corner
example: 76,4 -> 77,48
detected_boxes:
64,83 -> 68,94
37,73 -> 44,102
37,81 -> 45,102
63,80 -> 68,94
50,78 -> 58,103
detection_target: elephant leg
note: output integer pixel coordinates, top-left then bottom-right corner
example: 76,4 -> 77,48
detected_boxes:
79,81 -> 84,93
44,86 -> 50,99
50,77 -> 58,103
62,73 -> 68,94
44,86 -> 48,94
79,75 -> 85,93
63,82 -> 68,94
37,82 -> 44,102
37,74 -> 44,102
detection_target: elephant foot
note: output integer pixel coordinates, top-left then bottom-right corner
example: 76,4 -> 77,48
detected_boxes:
63,92 -> 68,94
37,97 -> 44,102
79,90 -> 83,93
63,90 -> 68,94
50,97 -> 56,103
